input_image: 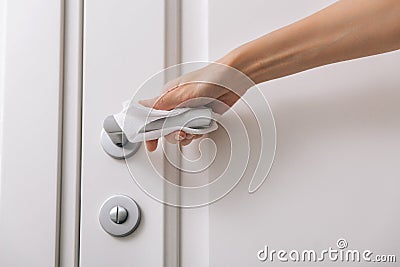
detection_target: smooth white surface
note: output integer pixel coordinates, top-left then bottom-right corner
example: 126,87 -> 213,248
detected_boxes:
0,0 -> 64,266
0,0 -> 6,164
207,1 -> 400,266
80,1 -> 168,266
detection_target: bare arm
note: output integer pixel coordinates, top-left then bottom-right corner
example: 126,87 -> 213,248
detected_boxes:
223,0 -> 400,84
142,0 -> 400,151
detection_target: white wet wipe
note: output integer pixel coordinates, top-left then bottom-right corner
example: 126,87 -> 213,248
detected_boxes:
113,101 -> 218,143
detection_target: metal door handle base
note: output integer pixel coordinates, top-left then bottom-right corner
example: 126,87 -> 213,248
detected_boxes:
100,129 -> 141,160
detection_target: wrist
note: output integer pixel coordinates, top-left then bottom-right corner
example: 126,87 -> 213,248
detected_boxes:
217,42 -> 265,86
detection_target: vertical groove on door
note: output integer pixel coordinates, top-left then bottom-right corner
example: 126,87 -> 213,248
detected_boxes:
179,1 -> 210,266
163,0 -> 182,266
55,1 -> 66,266
59,0 -> 84,266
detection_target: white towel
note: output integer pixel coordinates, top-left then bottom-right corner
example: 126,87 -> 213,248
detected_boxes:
113,101 -> 218,143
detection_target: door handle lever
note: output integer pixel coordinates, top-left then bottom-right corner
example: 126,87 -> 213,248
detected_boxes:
100,105 -> 218,160
101,115 -> 142,160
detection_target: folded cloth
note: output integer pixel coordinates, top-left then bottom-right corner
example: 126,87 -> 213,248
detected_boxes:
112,101 -> 218,143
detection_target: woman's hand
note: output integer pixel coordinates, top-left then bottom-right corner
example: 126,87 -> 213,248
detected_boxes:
139,61 -> 252,151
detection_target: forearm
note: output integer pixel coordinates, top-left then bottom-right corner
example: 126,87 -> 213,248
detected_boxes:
221,0 -> 400,85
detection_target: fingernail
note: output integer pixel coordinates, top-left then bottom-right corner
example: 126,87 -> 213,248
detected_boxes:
186,134 -> 193,139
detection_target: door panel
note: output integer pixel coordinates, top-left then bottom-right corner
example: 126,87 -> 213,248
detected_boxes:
0,0 -> 64,266
79,1 -> 400,266
80,1 -> 168,266
207,0 -> 400,266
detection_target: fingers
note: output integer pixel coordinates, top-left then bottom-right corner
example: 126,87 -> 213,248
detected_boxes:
146,131 -> 185,153
139,82 -> 225,111
138,97 -> 158,108
138,82 -> 182,110
165,130 -> 186,144
138,77 -> 179,109
145,132 -> 203,152
139,85 -> 183,111
179,134 -> 202,146
179,133 -> 194,146
180,139 -> 192,146
145,139 -> 158,152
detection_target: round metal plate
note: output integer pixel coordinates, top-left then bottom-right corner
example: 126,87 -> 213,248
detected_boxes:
100,129 -> 141,160
99,195 -> 141,237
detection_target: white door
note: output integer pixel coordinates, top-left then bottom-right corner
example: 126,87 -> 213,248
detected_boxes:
2,0 -> 397,266
201,0 -> 400,266
81,0 -> 400,266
